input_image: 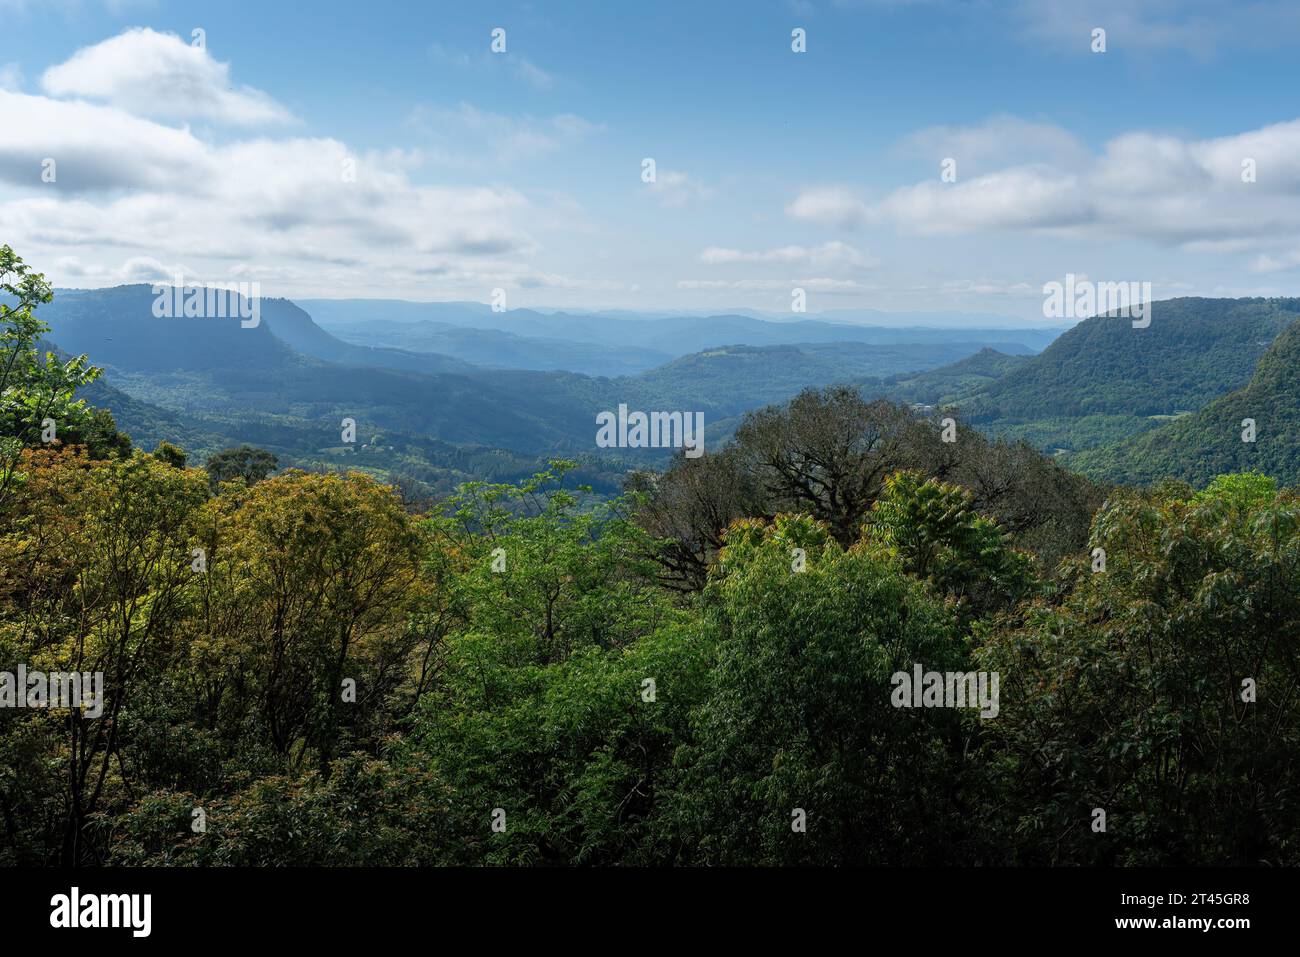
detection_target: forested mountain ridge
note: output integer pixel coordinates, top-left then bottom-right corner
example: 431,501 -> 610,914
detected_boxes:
863,347 -> 1033,407
43,285 -> 476,375
934,297 -> 1300,456
960,297 -> 1298,424
38,286 -> 623,460
34,286 -> 1049,486
626,340 -> 1033,414
1066,317 -> 1300,485
37,284 -> 297,372
37,286 -> 1300,495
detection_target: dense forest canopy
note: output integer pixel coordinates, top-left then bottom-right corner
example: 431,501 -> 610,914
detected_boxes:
3,247 -> 1299,867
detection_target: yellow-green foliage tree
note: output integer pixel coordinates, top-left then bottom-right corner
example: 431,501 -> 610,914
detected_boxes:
0,449 -> 207,864
190,470 -> 428,772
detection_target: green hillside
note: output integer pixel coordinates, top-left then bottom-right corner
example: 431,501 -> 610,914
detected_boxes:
80,369 -> 639,496
77,375 -> 236,456
628,341 -> 1030,414
957,297 -> 1300,453
46,287 -> 1034,470
1066,318 -> 1300,485
870,347 -> 1032,406
52,288 -> 1300,492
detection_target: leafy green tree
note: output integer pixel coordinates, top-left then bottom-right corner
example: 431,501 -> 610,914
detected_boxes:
427,462 -> 672,665
152,441 -> 189,469
1192,470 -> 1277,510
108,757 -> 443,866
865,470 -> 1037,622
643,387 -> 1101,586
977,477 -> 1300,865
664,515 -> 980,865
204,444 -> 279,491
0,246 -> 113,511
401,619 -> 709,865
397,465 -> 704,864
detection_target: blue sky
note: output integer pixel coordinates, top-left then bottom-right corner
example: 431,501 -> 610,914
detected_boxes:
3,0 -> 1300,319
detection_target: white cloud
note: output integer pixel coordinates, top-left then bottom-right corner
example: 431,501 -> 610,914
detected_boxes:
1015,0 -> 1300,58
1249,250 -> 1300,273
897,115 -> 1090,174
699,241 -> 876,269
41,27 -> 294,126
119,256 -> 192,282
1015,0 -> 1221,57
0,28 -> 624,299
0,88 -> 582,296
646,169 -> 711,208
676,277 -> 863,291
938,278 -> 1038,297
428,42 -> 560,92
874,166 -> 1095,236
791,116 -> 1300,254
0,131 -> 532,255
785,186 -> 872,229
0,90 -> 211,191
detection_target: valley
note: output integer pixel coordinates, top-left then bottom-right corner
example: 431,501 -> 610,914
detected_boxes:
37,286 -> 1300,497
34,285 -> 1059,492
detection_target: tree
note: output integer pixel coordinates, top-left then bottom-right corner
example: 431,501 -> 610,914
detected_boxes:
664,514 -> 979,865
204,445 -> 279,491
865,470 -> 1037,623
0,448 -> 209,864
0,246 -> 112,511
733,387 -> 925,545
152,441 -> 189,469
977,478 -> 1300,865
626,446 -> 761,592
397,465 -> 701,864
193,469 -> 426,773
641,387 -> 1101,585
427,462 -> 670,666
